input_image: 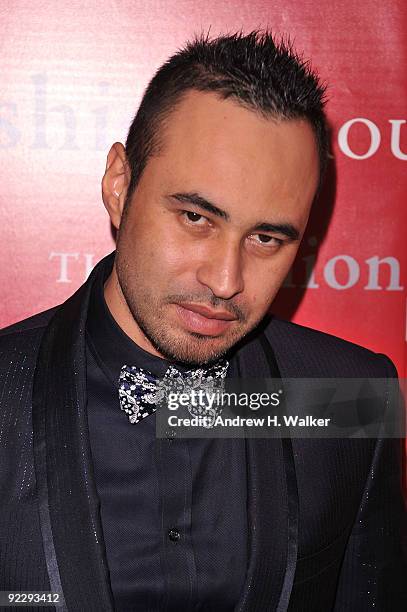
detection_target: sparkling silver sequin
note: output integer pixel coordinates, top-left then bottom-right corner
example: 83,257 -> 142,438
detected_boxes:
118,361 -> 229,425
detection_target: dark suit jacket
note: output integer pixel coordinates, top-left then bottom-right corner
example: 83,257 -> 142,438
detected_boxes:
1,253 -> 406,611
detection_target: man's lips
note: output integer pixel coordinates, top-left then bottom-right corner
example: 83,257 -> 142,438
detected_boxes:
174,302 -> 238,336
179,302 -> 237,320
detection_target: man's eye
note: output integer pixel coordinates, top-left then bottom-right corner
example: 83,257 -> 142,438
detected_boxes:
183,211 -> 207,225
252,234 -> 282,245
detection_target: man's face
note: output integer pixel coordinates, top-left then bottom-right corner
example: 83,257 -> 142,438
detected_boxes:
114,90 -> 319,365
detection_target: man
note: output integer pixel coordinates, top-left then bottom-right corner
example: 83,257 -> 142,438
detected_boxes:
0,31 -> 405,612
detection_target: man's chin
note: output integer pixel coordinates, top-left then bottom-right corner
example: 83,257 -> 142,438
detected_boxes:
165,343 -> 229,367
150,331 -> 234,366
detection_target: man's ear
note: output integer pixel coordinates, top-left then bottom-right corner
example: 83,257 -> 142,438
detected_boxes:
102,142 -> 131,229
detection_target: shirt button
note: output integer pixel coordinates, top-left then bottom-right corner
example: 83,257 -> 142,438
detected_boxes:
168,527 -> 180,542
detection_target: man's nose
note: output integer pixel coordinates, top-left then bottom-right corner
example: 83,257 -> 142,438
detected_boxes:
196,240 -> 244,300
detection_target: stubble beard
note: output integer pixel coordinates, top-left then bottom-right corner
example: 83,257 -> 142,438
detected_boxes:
115,254 -> 255,366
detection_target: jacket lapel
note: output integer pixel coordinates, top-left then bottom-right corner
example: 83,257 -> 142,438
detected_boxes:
235,330 -> 299,612
32,254 -> 115,611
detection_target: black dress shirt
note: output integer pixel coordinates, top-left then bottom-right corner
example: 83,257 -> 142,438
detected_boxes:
85,265 -> 248,611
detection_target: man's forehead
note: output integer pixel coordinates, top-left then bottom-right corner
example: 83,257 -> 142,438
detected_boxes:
161,89 -> 314,144
158,90 -> 318,183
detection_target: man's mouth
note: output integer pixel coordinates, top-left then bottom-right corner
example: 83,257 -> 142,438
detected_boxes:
174,302 -> 238,336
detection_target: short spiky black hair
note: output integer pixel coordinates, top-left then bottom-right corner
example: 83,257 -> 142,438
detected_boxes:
125,30 -> 328,203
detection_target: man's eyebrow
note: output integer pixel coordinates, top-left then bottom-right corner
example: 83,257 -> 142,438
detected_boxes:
252,222 -> 300,241
168,191 -> 300,240
169,192 -> 230,220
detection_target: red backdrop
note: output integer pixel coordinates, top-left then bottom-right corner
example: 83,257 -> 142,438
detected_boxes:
1,1 -> 406,376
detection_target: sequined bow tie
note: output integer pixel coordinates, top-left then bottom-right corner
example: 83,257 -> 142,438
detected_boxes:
118,360 -> 229,424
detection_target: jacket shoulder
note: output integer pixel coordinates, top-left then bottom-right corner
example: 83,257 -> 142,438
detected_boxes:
0,307 -> 59,362
264,316 -> 396,377
0,307 -> 58,338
